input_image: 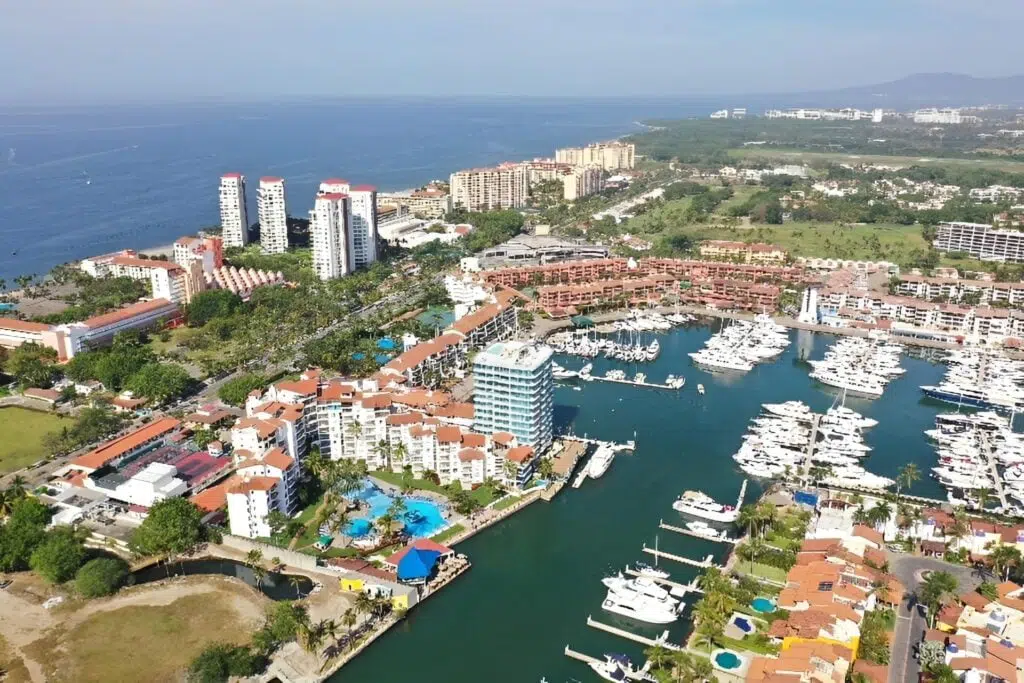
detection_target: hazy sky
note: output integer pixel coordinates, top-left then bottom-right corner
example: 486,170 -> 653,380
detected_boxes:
3,0 -> 1023,103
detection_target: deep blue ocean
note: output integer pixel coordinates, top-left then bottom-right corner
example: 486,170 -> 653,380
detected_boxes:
0,97 -> 753,282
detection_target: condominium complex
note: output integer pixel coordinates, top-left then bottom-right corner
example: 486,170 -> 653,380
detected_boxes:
699,240 -> 788,265
472,341 -> 554,455
933,221 -> 1024,264
347,185 -> 379,270
80,250 -> 206,305
561,166 -> 604,201
257,177 -> 289,254
219,173 -> 249,247
450,163 -> 530,212
377,187 -> 452,219
310,190 -> 351,281
173,235 -> 223,273
554,141 -> 635,171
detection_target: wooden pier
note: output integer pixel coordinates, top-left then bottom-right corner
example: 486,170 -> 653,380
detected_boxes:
583,374 -> 684,391
642,545 -> 719,569
564,646 -> 657,681
586,616 -> 681,650
658,521 -> 738,544
565,435 -> 636,453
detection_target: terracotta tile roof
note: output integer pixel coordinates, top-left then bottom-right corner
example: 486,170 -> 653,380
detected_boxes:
461,433 -> 486,448
386,412 -> 425,426
507,445 -> 535,463
318,382 -> 357,401
110,255 -> 183,272
429,402 -> 474,420
24,388 -> 61,401
997,581 -> 1022,598
492,431 -> 516,445
184,409 -> 232,425
359,394 -> 392,410
852,660 -> 888,683
0,318 -> 52,333
234,417 -> 282,439
325,557 -> 397,582
82,298 -> 176,330
262,447 -> 294,471
852,524 -> 884,546
458,448 -> 485,462
436,426 -> 462,444
391,389 -> 450,408
227,476 -> 280,495
801,539 -> 841,553
960,591 -> 992,611
936,603 -> 964,626
73,417 -> 180,470
190,478 -> 234,512
274,378 -> 319,396
450,303 -> 506,335
766,609 -> 833,639
864,547 -> 888,568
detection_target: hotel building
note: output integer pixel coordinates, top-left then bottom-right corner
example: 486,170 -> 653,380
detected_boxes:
219,173 -> 249,247
347,185 -> 379,270
450,164 -> 530,212
699,241 -> 788,265
554,141 -> 635,171
472,341 -> 554,456
257,177 -> 289,254
310,190 -> 352,281
562,166 -> 604,201
377,188 -> 452,219
934,221 -> 1024,264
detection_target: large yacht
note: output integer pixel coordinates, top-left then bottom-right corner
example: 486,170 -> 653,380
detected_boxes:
672,490 -> 738,523
602,574 -> 676,604
589,654 -> 649,683
601,588 -> 681,624
587,444 -> 616,478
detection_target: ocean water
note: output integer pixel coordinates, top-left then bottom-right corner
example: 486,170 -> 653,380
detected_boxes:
331,324 -> 950,683
0,97 -> 737,282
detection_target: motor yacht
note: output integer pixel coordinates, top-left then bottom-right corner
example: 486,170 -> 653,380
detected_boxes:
589,654 -> 649,683
601,589 -> 681,625
587,444 -> 616,478
672,490 -> 738,522
685,520 -> 723,540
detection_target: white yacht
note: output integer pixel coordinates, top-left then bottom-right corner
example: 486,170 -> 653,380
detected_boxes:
632,562 -> 669,580
551,363 -> 577,379
601,589 -> 681,625
672,490 -> 738,522
589,654 -> 648,683
587,444 -> 616,478
602,574 -> 676,604
685,520 -> 723,540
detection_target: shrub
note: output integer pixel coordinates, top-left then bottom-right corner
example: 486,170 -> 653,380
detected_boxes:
29,526 -> 86,583
75,557 -> 130,597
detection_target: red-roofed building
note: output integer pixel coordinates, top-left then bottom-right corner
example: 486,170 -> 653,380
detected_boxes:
382,539 -> 455,570
72,417 -> 181,472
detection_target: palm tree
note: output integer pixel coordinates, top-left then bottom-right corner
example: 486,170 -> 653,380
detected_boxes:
741,537 -> 767,574
270,556 -> 282,570
354,591 -> 375,618
697,567 -> 730,595
252,565 -> 268,589
503,459 -> 519,487
0,490 -> 13,519
375,513 -> 396,541
946,508 -> 970,551
392,442 -> 408,466
672,651 -> 715,683
288,575 -> 305,598
930,664 -> 961,683
387,496 -> 407,520
643,644 -> 673,673
300,620 -> 325,654
867,501 -> 892,530
374,440 -> 392,468
7,476 -> 27,498
989,544 -> 1022,582
341,607 -> 358,635
920,570 -> 959,627
977,488 -> 994,512
897,462 -> 921,501
737,504 -> 759,539
537,458 -> 555,480
756,501 -> 778,535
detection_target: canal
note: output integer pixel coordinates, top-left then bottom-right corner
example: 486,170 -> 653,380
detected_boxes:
332,324 -> 949,682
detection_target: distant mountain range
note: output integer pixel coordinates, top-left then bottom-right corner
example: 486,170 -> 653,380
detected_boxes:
795,73 -> 1024,107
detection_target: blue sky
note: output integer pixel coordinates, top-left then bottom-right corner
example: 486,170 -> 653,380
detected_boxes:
3,0 -> 1023,103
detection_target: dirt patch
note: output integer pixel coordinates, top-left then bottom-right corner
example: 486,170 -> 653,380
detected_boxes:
5,576 -> 269,683
0,634 -> 33,683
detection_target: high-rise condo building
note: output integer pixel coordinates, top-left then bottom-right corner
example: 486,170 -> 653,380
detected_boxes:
562,166 -> 604,201
219,173 -> 249,247
450,163 -> 530,212
473,341 -> 554,454
347,185 -> 378,270
310,190 -> 351,281
555,141 -> 635,171
257,176 -> 289,254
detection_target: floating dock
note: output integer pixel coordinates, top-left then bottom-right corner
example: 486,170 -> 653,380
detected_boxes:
565,436 -> 636,453
642,545 -> 719,569
623,569 -> 702,596
586,616 -> 681,650
583,374 -> 684,391
658,521 -> 738,544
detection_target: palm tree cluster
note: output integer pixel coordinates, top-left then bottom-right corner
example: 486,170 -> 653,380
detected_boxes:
735,503 -> 805,573
643,644 -> 716,683
919,570 -> 959,627
690,567 -> 735,655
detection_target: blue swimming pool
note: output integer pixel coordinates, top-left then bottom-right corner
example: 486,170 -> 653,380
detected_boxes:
751,597 -> 776,613
0,303 -> 14,311
734,616 -> 753,633
714,652 -> 742,670
345,481 -> 448,539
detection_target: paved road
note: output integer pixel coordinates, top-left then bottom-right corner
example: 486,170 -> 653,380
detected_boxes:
886,553 -> 984,683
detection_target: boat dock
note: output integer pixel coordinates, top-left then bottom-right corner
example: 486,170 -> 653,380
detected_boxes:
980,431 -> 1010,510
642,544 -> 719,569
584,374 -> 684,391
803,414 -> 822,473
565,435 -> 636,453
586,616 -> 681,650
658,520 -> 738,544
563,646 -> 657,681
736,478 -> 748,509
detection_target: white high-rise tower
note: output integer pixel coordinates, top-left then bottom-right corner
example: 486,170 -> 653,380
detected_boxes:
257,177 -> 289,254
347,185 -> 378,270
310,190 -> 351,281
219,173 -> 249,247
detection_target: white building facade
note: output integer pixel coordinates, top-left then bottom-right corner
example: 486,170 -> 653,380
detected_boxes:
257,176 -> 289,254
347,185 -> 379,270
450,164 -> 530,212
219,173 -> 249,247
472,341 -> 554,454
310,191 -> 352,281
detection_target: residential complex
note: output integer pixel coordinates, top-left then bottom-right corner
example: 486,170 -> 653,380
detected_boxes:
377,187 -> 452,219
698,240 -> 788,265
450,163 -> 530,212
477,235 -> 610,267
173,235 -> 224,273
933,221 -> 1024,264
80,250 -> 194,304
561,165 -> 604,201
554,141 -> 635,171
219,173 -> 249,247
257,177 -> 289,254
472,341 -> 554,457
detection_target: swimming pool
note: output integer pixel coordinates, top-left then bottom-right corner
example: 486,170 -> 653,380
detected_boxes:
345,481 -> 447,538
751,597 -> 776,613
0,303 -> 14,311
733,616 -> 754,633
714,651 -> 742,670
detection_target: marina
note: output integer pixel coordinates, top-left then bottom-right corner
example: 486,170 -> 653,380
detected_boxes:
807,336 -> 905,398
335,324 -> 961,683
921,349 -> 1024,413
689,314 -> 790,373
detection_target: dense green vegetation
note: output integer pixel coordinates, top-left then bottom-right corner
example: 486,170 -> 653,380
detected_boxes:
217,373 -> 268,406
35,275 -> 149,325
3,342 -> 59,389
75,557 -> 131,597
129,497 -> 210,557
447,209 -> 525,252
42,405 -> 126,456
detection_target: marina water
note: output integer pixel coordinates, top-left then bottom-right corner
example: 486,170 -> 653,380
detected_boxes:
333,323 -> 950,683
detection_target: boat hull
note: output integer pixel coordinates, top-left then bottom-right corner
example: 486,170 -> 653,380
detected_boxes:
921,387 -> 1015,413
672,501 -> 738,523
601,599 -> 678,624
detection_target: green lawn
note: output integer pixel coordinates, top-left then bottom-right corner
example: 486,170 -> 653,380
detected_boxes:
493,495 -> 521,511
431,524 -> 465,544
0,407 -> 69,472
736,561 -> 789,583
371,470 -> 449,496
730,148 -> 1024,173
715,633 -> 780,656
469,484 -> 501,507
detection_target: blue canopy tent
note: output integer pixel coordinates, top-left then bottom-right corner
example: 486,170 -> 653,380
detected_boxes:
396,548 -> 441,583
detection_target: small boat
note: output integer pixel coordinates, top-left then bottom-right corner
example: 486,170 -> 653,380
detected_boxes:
685,520 -> 722,539
589,654 -> 646,682
697,383 -> 705,395
633,561 -> 669,580
587,445 -> 616,478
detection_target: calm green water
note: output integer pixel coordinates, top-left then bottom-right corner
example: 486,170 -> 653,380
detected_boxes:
332,324 -> 948,683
